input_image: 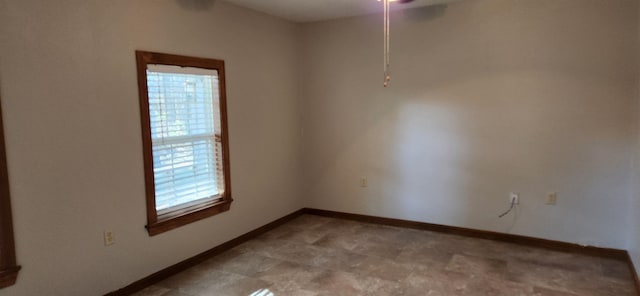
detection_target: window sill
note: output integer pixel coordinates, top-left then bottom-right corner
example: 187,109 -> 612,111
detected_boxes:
0,266 -> 20,288
146,199 -> 233,236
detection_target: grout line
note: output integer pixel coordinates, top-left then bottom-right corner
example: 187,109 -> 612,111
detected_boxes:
106,207 -> 640,296
302,208 -> 629,261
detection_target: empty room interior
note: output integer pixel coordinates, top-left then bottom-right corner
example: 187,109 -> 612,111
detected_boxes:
3,0 -> 640,295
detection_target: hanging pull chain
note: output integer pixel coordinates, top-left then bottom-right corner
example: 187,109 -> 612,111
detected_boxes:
383,0 -> 391,87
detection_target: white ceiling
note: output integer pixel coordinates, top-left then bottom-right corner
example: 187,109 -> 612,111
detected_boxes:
223,0 -> 461,23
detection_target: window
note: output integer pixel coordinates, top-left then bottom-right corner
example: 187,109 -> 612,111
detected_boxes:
0,95 -> 20,288
136,51 -> 232,236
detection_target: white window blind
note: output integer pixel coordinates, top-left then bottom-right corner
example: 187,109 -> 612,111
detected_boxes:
146,64 -> 225,213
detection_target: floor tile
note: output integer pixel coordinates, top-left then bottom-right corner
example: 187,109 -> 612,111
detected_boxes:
146,214 -> 636,296
304,270 -> 404,296
257,260 -> 325,292
130,285 -> 172,296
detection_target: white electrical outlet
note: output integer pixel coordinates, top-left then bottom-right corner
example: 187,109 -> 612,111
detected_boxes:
104,230 -> 115,246
547,192 -> 557,205
360,177 -> 368,188
510,192 -> 519,204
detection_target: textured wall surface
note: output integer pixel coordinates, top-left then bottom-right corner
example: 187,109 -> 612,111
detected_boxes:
300,0 -> 638,250
0,0 -> 303,295
1,0 -> 640,294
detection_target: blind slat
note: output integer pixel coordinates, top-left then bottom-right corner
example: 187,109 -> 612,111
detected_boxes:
147,65 -> 225,212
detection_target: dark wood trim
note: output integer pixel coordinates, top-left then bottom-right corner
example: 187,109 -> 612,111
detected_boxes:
304,209 -> 640,295
104,209 -> 305,296
303,208 -> 629,261
107,207 -> 640,296
135,50 -> 233,236
624,252 -> 640,295
0,95 -> 20,289
0,267 -> 20,289
146,200 -> 232,236
135,51 -> 158,226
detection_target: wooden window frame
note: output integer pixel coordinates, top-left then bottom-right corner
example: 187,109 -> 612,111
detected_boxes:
0,96 -> 20,288
135,51 -> 233,236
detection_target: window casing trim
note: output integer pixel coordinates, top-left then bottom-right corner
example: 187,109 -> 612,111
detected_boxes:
0,97 -> 20,288
136,50 -> 233,236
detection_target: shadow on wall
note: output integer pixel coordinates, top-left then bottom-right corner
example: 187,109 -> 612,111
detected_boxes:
176,0 -> 216,10
384,0 -> 634,240
401,4 -> 449,23
303,0 -> 635,247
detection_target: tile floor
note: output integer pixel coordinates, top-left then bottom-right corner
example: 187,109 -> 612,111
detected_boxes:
133,214 -> 637,296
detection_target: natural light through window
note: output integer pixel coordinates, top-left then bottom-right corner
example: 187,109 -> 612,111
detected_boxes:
249,288 -> 275,296
147,65 -> 225,213
137,51 -> 232,236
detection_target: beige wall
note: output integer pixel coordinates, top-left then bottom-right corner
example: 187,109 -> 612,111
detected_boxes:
2,0 -> 640,294
300,0 -> 638,249
630,0 -> 640,273
0,0 -> 302,295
